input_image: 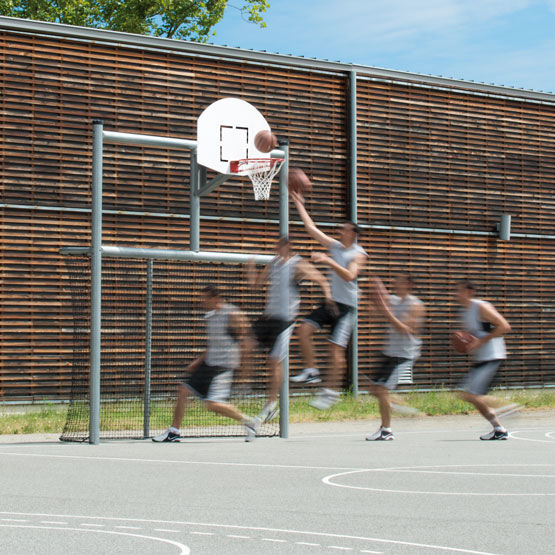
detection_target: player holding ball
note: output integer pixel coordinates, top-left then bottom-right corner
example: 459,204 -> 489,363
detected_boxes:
455,279 -> 514,440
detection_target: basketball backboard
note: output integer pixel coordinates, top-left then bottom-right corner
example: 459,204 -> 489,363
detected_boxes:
197,97 -> 272,174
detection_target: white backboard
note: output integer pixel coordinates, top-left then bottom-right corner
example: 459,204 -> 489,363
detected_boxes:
197,97 -> 272,174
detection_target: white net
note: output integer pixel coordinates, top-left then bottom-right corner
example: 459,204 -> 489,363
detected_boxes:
232,158 -> 284,200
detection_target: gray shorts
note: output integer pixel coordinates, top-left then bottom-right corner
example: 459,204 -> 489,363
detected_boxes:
460,360 -> 503,396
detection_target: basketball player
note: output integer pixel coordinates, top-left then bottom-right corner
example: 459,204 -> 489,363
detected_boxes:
153,286 -> 260,442
455,280 -> 512,440
366,274 -> 425,441
246,236 -> 333,422
289,190 -> 367,409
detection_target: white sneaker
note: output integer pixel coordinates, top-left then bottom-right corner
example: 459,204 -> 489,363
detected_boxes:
495,403 -> 523,418
391,402 -> 420,415
309,389 -> 340,410
366,427 -> 394,441
258,401 -> 278,423
290,368 -> 321,384
152,428 -> 181,442
244,417 -> 261,442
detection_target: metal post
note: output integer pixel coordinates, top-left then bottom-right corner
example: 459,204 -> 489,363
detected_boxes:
90,119 -> 103,444
143,259 -> 153,438
190,151 -> 200,251
349,70 -> 359,397
278,140 -> 289,438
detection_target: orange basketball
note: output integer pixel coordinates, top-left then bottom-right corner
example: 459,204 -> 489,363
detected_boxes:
288,168 -> 312,195
254,130 -> 277,153
451,330 -> 475,354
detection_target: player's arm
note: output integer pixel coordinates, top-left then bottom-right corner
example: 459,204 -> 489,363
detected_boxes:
246,257 -> 270,287
469,302 -> 511,351
295,259 -> 333,302
311,252 -> 366,283
228,309 -> 252,363
290,191 -> 336,248
384,301 -> 425,336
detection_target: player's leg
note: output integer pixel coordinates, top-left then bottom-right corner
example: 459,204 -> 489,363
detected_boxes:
459,360 -> 508,440
291,306 -> 327,383
259,323 -> 294,421
152,383 -> 193,442
366,384 -> 394,441
204,370 -> 261,442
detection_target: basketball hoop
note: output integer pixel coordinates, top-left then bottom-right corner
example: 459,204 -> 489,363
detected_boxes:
229,158 -> 284,200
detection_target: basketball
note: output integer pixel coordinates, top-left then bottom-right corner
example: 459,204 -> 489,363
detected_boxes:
451,330 -> 475,354
254,129 -> 277,153
288,168 -> 312,195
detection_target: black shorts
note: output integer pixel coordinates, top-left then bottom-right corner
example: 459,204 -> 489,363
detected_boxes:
372,355 -> 412,390
304,301 -> 354,348
253,316 -> 289,350
185,362 -> 233,402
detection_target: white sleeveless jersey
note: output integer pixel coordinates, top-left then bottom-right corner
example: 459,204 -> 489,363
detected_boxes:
383,294 -> 423,360
265,254 -> 301,321
205,303 -> 240,369
461,299 -> 506,362
328,240 -> 366,307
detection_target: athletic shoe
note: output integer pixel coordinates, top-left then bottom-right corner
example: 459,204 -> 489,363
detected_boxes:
152,428 -> 181,442
391,402 -> 420,415
258,401 -> 278,423
309,389 -> 340,410
244,417 -> 261,442
495,403 -> 523,418
480,428 -> 509,440
290,368 -> 322,384
366,427 -> 394,441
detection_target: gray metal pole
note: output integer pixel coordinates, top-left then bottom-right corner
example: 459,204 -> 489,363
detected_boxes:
90,119 -> 103,444
190,150 -> 200,252
143,259 -> 153,438
349,70 -> 359,397
278,140 -> 289,439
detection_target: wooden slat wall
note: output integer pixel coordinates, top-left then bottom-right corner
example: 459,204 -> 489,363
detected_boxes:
0,29 -> 553,400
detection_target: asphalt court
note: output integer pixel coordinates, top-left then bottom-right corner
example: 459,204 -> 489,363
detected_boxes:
0,411 -> 553,554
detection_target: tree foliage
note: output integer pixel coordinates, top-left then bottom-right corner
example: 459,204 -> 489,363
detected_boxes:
0,0 -> 269,41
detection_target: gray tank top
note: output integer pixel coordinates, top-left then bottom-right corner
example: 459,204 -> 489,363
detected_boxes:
328,240 -> 366,307
205,303 -> 240,369
383,294 -> 423,360
461,299 -> 506,362
265,254 -> 301,321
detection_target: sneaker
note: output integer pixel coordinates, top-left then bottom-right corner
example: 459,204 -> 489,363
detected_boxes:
480,428 -> 509,440
366,427 -> 394,441
152,428 -> 181,442
290,368 -> 322,384
391,402 -> 420,415
309,389 -> 340,410
495,403 -> 523,418
258,401 -> 278,423
244,417 -> 261,442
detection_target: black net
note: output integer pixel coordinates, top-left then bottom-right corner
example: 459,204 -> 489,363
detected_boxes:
61,256 -> 278,441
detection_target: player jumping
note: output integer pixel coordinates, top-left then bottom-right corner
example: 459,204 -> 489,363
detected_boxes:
153,286 -> 260,443
246,236 -> 333,422
289,191 -> 367,409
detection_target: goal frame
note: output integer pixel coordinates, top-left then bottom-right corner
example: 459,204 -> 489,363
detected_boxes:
68,119 -> 290,444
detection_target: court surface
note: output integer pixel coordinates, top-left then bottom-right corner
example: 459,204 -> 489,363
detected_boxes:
0,411 -> 553,554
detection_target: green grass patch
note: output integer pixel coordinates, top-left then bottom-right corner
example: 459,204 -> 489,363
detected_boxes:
0,389 -> 553,435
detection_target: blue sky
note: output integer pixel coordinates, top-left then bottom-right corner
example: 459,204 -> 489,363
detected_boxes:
212,0 -> 555,93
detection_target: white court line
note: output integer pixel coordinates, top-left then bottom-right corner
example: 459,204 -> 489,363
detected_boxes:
296,541 -> 321,546
0,524 -> 190,554
545,432 -> 555,439
155,528 -> 180,533
262,538 -> 287,542
0,451 -> 363,472
190,531 -> 214,536
0,511 -> 500,554
509,431 -> 555,444
114,525 -> 142,530
322,463 -> 555,497
41,521 -> 68,525
0,518 -> 28,522
80,523 -> 104,527
227,534 -> 251,539
329,546 -> 353,551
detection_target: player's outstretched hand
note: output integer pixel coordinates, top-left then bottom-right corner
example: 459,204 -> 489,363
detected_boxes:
311,251 -> 329,265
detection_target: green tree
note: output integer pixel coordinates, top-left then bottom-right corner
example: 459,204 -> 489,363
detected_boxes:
0,0 -> 269,41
